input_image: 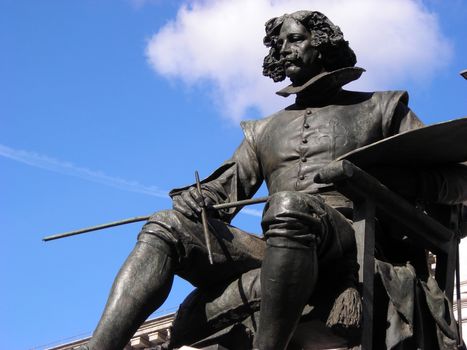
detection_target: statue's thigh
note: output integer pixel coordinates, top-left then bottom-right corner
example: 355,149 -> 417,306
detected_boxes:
176,218 -> 265,287
140,209 -> 264,287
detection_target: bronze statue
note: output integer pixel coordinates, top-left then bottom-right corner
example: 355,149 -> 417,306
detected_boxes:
80,11 -> 467,350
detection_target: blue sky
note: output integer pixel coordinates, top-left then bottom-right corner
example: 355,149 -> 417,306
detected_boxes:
1,0 -> 466,349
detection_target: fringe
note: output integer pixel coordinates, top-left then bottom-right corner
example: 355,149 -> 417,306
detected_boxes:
326,287 -> 362,329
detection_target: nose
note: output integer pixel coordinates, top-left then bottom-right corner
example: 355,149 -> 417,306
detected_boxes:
279,40 -> 290,57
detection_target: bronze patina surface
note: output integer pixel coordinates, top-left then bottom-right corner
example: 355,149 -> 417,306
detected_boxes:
78,10 -> 467,350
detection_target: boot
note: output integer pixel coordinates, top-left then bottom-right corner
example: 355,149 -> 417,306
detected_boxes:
87,240 -> 174,350
257,245 -> 318,350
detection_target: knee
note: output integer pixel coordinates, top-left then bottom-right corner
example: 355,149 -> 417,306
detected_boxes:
146,209 -> 184,227
262,192 -> 326,249
138,209 -> 184,251
267,191 -> 298,211
264,191 -> 325,221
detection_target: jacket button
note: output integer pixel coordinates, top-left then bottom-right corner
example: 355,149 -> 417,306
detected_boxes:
306,110 -> 312,115
299,174 -> 305,180
302,138 -> 308,143
301,157 -> 307,162
304,123 -> 310,129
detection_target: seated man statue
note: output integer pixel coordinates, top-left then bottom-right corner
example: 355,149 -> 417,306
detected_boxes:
82,10 -> 467,350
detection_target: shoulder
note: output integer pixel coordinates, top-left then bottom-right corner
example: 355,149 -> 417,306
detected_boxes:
370,90 -> 423,135
372,90 -> 409,108
347,89 -> 410,118
240,109 -> 287,144
341,89 -> 408,105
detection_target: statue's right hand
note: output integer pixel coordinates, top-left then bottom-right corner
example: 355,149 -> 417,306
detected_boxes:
172,187 -> 213,219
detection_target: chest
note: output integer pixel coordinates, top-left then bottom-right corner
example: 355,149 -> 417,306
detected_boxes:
256,102 -> 384,173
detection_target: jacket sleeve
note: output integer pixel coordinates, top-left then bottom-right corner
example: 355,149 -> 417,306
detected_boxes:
169,121 -> 264,223
382,91 -> 467,204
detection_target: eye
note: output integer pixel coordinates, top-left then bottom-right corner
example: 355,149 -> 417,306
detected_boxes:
288,34 -> 305,42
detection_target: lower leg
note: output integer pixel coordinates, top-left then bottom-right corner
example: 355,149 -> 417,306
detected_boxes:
87,240 -> 174,350
257,245 -> 318,350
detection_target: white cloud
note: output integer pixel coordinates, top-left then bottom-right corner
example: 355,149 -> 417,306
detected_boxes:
0,144 -> 263,217
0,143 -> 169,198
146,0 -> 452,122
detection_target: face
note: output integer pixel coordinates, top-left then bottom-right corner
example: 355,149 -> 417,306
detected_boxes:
277,17 -> 323,84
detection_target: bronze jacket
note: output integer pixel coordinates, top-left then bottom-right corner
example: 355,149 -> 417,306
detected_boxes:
171,68 -> 467,223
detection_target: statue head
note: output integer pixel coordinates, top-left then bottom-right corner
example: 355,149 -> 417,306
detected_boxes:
262,11 -> 356,85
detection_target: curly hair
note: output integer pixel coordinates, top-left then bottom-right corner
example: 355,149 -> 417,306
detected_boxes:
262,11 -> 357,82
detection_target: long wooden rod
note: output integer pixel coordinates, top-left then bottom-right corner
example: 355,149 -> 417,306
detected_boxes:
42,186 -> 334,242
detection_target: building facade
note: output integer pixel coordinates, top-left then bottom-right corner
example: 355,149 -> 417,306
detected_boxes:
47,313 -> 174,350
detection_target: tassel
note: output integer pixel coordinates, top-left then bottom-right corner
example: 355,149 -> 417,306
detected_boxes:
326,287 -> 362,329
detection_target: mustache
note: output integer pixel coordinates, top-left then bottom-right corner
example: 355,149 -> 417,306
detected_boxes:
278,52 -> 301,66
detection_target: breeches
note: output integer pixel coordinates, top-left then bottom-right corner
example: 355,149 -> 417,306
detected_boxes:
138,192 -> 356,288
